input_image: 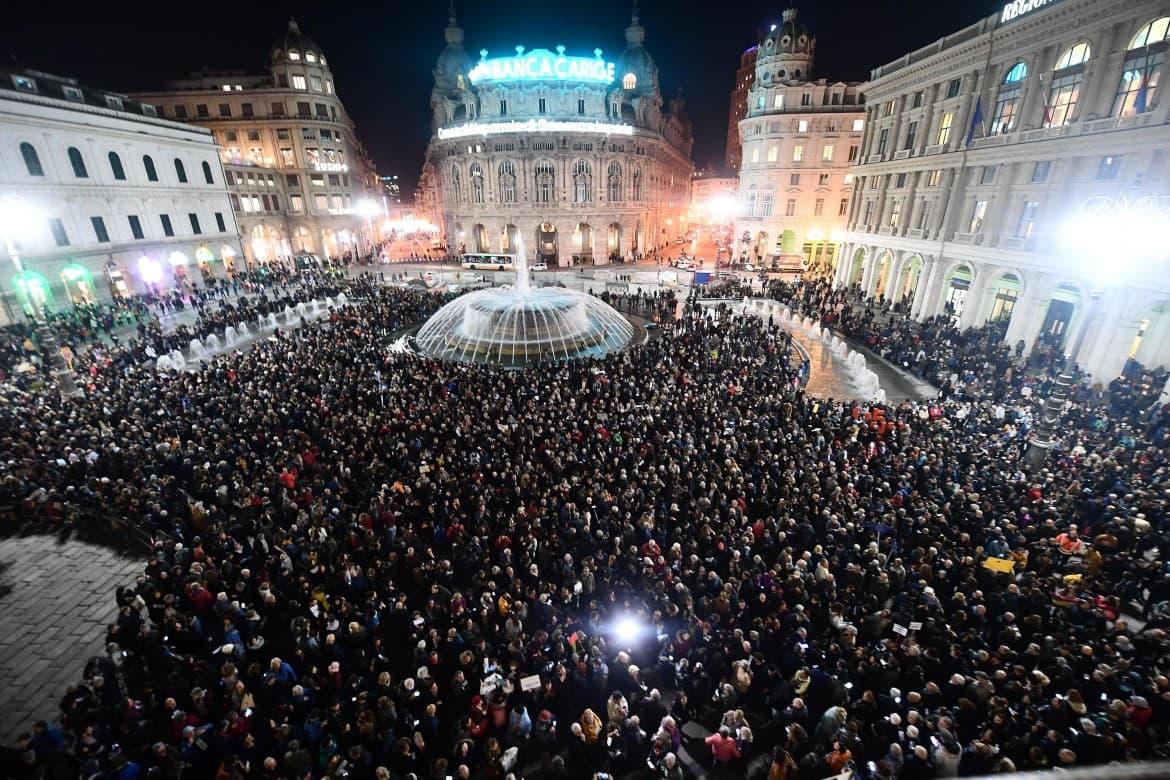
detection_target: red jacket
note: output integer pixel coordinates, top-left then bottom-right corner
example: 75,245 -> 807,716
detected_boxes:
705,733 -> 741,763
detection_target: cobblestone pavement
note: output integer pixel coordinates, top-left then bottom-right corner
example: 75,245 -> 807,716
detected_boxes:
0,535 -> 141,741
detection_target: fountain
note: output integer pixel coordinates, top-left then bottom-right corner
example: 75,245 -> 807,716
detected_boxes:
415,236 -> 634,366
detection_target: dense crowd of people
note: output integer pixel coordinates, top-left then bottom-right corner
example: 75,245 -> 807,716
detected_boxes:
1,271 -> 1169,780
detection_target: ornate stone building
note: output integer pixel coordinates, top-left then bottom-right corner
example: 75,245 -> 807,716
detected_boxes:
725,44 -> 758,172
419,7 -> 693,265
838,0 -> 1170,383
0,67 -> 241,323
734,8 -> 865,269
133,20 -> 379,266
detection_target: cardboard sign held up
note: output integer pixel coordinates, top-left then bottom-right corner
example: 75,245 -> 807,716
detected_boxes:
983,557 -> 1015,573
520,675 -> 541,692
893,624 -> 909,636
908,621 -> 923,631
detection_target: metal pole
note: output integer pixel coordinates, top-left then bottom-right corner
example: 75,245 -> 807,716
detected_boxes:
1025,290 -> 1100,470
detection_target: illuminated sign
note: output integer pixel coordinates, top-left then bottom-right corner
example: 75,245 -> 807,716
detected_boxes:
314,162 -> 349,173
999,0 -> 1060,24
437,119 -> 634,140
469,47 -> 615,85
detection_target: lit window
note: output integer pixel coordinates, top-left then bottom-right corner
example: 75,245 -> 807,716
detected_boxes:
852,119 -> 864,132
306,51 -> 318,63
12,75 -> 37,93
843,174 -> 854,184
767,146 -> 778,162
798,120 -> 809,132
288,50 -> 301,61
792,144 -> 804,162
821,144 -> 834,162
622,73 -> 637,90
291,74 -> 307,90
773,94 -> 784,109
936,112 -> 954,145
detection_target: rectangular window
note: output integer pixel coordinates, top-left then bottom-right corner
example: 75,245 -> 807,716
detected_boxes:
225,130 -> 239,142
310,175 -> 325,187
215,212 -> 226,233
821,144 -> 834,162
877,128 -> 889,155
839,198 -> 849,216
286,174 -> 300,187
196,104 -> 209,117
801,93 -> 811,106
280,148 -> 295,166
863,201 -> 875,225
500,99 -> 507,116
289,194 -> 304,212
947,78 -> 961,98
789,173 -> 800,186
247,130 -> 261,142
927,169 -> 942,186
578,98 -> 585,115
91,216 -> 110,243
889,200 -> 902,227
276,128 -> 291,142
218,103 -> 232,118
883,100 -> 896,117
315,103 -> 328,118
937,112 -> 954,145
241,103 -> 254,118
310,75 -> 323,91
314,194 -> 328,212
746,192 -> 757,217
912,91 -> 924,108
160,214 -> 174,237
773,93 -> 784,109
173,105 -> 188,119
188,213 -> 201,234
327,174 -> 340,187
62,86 -> 83,102
760,192 -> 774,217
1031,160 -> 1051,183
917,200 -> 933,231
1097,155 -> 1121,180
980,166 -> 996,184
270,196 -> 280,211
297,102 -> 311,117
127,215 -> 144,240
798,120 -> 809,132
818,173 -> 830,185
261,194 -> 271,211
896,173 -> 907,188
751,147 -> 760,164
291,74 -> 307,90
847,144 -> 859,162
792,144 -> 804,162
969,199 -> 988,233
904,121 -> 918,150
538,97 -> 547,114
852,119 -> 864,132
785,199 -> 797,216
301,127 -> 315,140
814,198 -> 825,216
49,218 -> 69,246
767,146 -> 778,162
1016,201 -> 1039,238
271,102 -> 286,116
843,173 -> 854,184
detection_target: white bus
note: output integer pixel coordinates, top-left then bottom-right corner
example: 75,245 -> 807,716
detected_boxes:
461,253 -> 517,271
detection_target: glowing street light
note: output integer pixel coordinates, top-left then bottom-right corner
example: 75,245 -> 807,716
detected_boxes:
0,195 -> 80,396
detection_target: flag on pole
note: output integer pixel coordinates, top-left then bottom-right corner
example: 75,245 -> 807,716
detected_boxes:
965,96 -> 984,147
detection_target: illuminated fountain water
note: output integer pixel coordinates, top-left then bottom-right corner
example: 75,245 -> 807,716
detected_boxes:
414,237 -> 634,365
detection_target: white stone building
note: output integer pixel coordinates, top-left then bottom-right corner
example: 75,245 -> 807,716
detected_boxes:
838,0 -> 1170,383
734,8 -> 865,271
419,7 -> 693,265
132,20 -> 379,266
0,67 -> 242,324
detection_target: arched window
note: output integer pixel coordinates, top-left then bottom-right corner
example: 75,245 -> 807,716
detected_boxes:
143,155 -> 158,182
992,61 -> 1028,134
288,49 -> 301,61
573,160 -> 591,203
470,162 -> 484,204
607,162 -> 623,202
174,158 -> 188,183
108,151 -> 126,180
1113,18 -> 1169,116
68,147 -> 88,178
498,161 -> 517,204
622,73 -> 637,90
450,164 -> 462,202
535,161 -> 555,204
202,161 -> 214,184
1046,43 -> 1091,127
20,142 -> 44,176
632,166 -> 643,201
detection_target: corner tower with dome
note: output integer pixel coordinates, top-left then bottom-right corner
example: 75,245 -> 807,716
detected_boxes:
733,7 -> 865,272
418,5 -> 693,266
132,18 -> 380,268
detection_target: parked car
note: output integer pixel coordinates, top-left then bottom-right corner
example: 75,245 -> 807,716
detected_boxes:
530,262 -> 548,271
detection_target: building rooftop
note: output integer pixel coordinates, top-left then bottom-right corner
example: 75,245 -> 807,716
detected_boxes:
0,67 -> 170,123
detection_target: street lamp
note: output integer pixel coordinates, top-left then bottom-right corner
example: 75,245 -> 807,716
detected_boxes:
0,196 -> 80,396
1024,199 -> 1167,469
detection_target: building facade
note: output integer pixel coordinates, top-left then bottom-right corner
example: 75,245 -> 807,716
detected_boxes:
689,169 -> 738,225
132,20 -> 379,266
725,45 -> 758,172
419,7 -> 693,265
734,9 -> 865,270
0,68 -> 242,325
837,0 -> 1170,383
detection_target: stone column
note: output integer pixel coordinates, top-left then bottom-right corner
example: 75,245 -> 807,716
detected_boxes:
911,256 -> 942,321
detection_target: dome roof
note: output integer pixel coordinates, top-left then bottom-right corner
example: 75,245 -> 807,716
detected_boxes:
616,6 -> 656,87
761,8 -> 814,56
272,18 -> 325,64
435,5 -> 472,83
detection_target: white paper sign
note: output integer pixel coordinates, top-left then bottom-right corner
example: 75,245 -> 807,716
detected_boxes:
909,621 -> 923,631
521,674 -> 541,692
893,624 -> 909,636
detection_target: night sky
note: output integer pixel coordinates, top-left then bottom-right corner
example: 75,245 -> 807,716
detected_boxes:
1,1 -> 994,198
